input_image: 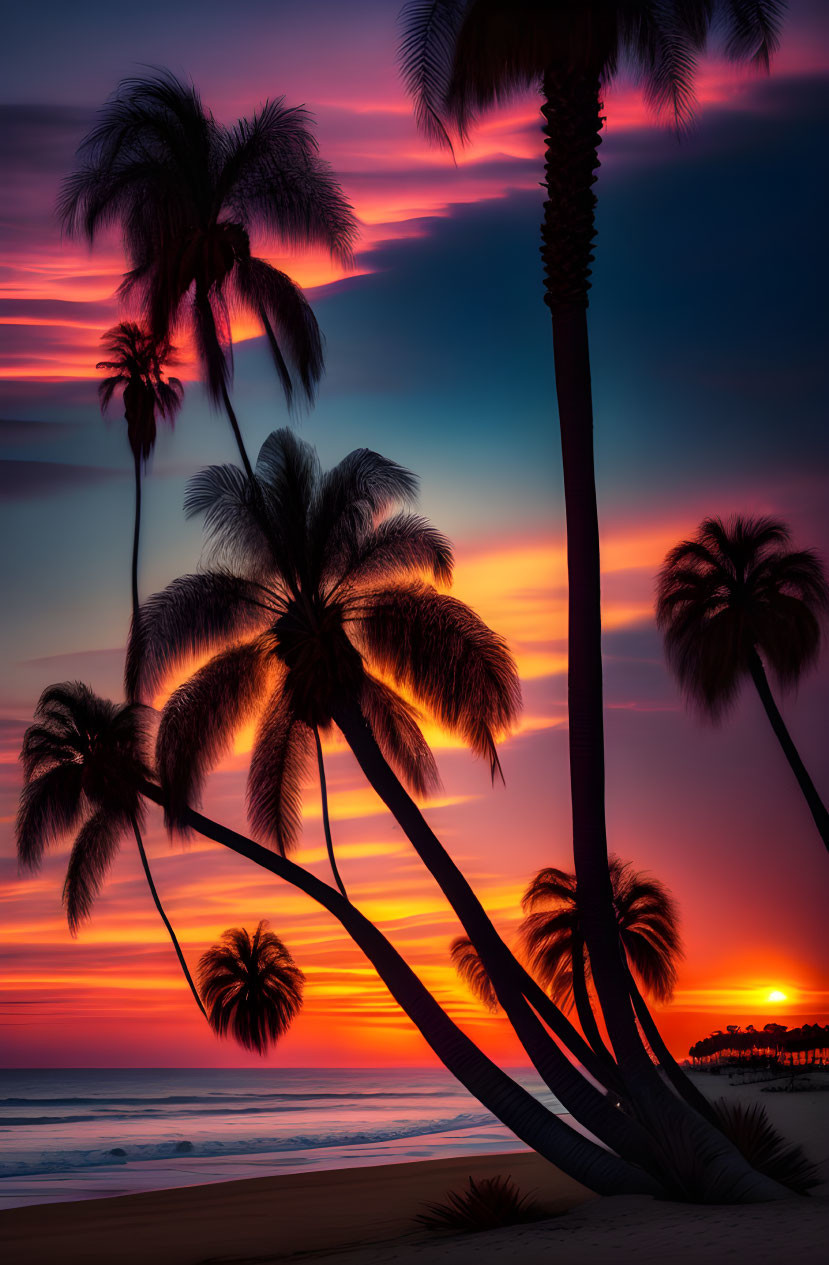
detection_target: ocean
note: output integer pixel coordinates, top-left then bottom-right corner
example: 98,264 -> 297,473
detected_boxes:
0,1067 -> 564,1209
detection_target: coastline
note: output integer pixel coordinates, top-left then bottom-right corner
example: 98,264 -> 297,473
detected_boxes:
1,1074 -> 827,1265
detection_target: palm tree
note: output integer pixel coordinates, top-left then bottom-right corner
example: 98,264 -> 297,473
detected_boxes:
97,321 -> 183,616
60,70 -> 357,481
399,0 -> 785,1086
521,856 -> 681,1060
128,429 -> 664,1159
657,515 -> 829,852
15,682 -> 206,1016
197,921 -> 304,1054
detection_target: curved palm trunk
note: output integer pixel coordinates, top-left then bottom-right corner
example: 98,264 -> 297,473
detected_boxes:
626,970 -> 718,1125
748,650 -> 829,853
570,931 -> 615,1068
536,70 -> 790,1201
332,700 -> 664,1169
137,780 -> 658,1197
314,727 -> 347,898
131,817 -> 206,1018
131,451 -> 142,620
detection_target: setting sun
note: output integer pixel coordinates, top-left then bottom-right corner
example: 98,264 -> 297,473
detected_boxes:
768,990 -> 788,1003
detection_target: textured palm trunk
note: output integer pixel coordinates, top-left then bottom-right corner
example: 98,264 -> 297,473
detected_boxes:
570,932 -> 615,1067
130,817 -> 205,1017
314,727 -> 347,897
748,649 -> 829,852
333,700 -> 661,1169
127,458 -> 205,1019
538,68 -> 791,1201
626,970 -> 718,1125
137,780 -> 658,1197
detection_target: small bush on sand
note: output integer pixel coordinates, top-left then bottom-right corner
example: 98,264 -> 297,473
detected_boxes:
415,1175 -> 549,1233
712,1098 -> 820,1195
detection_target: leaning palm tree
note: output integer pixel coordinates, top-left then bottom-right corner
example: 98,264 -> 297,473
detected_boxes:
521,857 -> 682,1058
399,0 -> 786,1085
15,682 -> 206,1016
97,321 -> 183,615
198,921 -> 304,1054
657,515 -> 829,852
61,70 -> 357,481
128,430 -> 650,1140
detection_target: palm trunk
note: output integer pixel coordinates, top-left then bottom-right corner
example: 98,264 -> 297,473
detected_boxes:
314,727 -> 347,897
570,932 -> 615,1067
131,816 -> 206,1018
128,458 -> 205,1020
626,971 -> 719,1125
332,699 -> 661,1169
131,451 -> 141,620
537,70 -> 791,1201
137,780 -> 658,1197
748,649 -> 829,852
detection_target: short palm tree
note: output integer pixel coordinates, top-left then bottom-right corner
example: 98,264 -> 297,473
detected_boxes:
16,682 -> 206,1016
197,921 -> 304,1054
97,321 -> 183,616
60,71 -> 357,480
399,0 -> 785,1082
521,857 -> 682,1055
657,515 -> 829,852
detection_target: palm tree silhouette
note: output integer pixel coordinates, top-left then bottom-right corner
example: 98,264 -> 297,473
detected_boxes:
197,921 -> 304,1054
128,430 -> 661,1146
60,70 -> 357,481
399,0 -> 785,1084
657,515 -> 829,852
16,682 -> 206,1016
97,321 -> 183,616
521,857 -> 681,1059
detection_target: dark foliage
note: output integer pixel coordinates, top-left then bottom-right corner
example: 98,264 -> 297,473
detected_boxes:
97,321 -> 182,462
197,920 -> 304,1054
712,1098 -> 820,1194
61,71 -> 357,406
657,515 -> 828,720
415,1174 -> 549,1232
133,429 -> 520,848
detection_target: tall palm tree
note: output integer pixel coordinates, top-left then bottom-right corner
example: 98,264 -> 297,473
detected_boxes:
15,682 -> 206,1016
657,515 -> 829,852
60,70 -> 357,481
198,921 -> 304,1054
399,0 -> 785,1087
128,429 -> 663,1158
97,321 -> 183,616
521,856 -> 681,1058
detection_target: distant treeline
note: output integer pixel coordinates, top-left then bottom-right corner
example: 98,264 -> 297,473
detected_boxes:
689,1024 -> 829,1068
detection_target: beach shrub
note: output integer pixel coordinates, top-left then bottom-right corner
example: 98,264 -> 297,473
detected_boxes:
712,1098 -> 821,1195
415,1175 -> 549,1233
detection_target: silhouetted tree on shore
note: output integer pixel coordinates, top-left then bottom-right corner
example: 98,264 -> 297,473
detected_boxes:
658,516 -> 829,852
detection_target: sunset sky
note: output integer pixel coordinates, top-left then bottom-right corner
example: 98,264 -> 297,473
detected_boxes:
1,0 -> 827,1071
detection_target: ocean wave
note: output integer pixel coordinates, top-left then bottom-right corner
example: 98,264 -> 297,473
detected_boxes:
1,1090 -> 449,1108
0,1111 -> 495,1180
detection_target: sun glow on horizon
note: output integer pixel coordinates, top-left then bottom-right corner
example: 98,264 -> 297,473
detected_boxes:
768,990 -> 788,1003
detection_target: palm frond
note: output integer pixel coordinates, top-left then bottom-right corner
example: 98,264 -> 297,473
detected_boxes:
332,513 -> 454,591
184,464 -> 276,577
157,640 -> 273,830
359,674 -> 441,798
231,257 -> 323,404
450,935 -> 499,1012
16,763 -> 86,870
355,582 -> 520,779
62,808 -> 127,933
126,572 -> 269,701
721,0 -> 784,71
247,690 -> 313,854
398,0 -> 466,147
521,866 -> 577,911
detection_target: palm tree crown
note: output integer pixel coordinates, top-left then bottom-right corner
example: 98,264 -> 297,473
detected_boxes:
656,515 -> 828,719
97,321 -> 183,463
128,429 -> 520,852
521,856 -> 682,1006
61,71 -> 358,407
197,921 -> 304,1054
16,683 -> 153,932
400,1 -> 784,143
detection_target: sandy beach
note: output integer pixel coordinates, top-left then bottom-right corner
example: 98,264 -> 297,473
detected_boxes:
2,1073 -> 827,1265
